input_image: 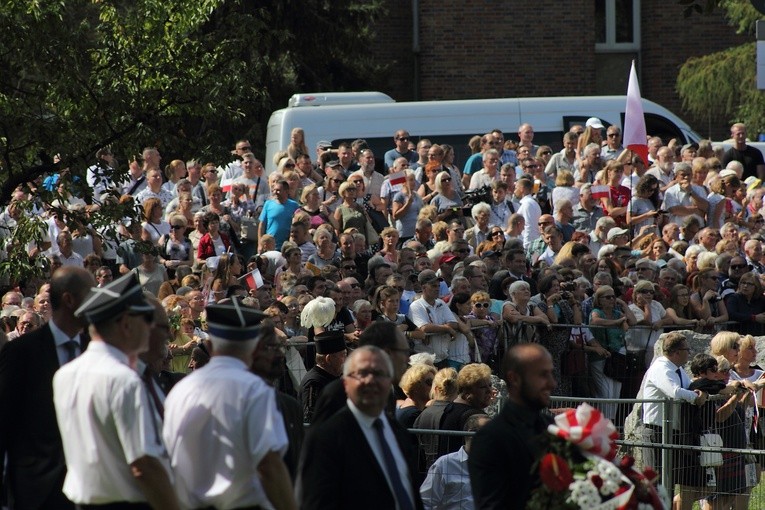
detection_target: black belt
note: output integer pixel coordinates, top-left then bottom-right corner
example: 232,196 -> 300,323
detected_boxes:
77,503 -> 152,510
195,506 -> 263,510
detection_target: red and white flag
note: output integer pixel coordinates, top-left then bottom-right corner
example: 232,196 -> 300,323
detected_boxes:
388,171 -> 406,187
623,60 -> 649,167
240,268 -> 264,290
591,185 -> 610,200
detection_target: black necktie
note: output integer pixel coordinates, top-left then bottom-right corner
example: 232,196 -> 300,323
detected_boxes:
142,370 -> 165,420
372,418 -> 414,510
63,340 -> 79,363
676,368 -> 684,388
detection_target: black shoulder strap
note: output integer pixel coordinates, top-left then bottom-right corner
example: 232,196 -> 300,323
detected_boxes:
127,176 -> 146,196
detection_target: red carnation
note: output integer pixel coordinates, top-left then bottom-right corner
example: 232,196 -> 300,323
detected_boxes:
619,456 -> 635,469
590,474 -> 604,489
539,453 -> 573,492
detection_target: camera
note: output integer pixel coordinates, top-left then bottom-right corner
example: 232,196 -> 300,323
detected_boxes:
560,281 -> 577,293
560,291 -> 573,301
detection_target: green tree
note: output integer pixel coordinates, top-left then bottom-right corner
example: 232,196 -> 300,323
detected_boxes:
0,0 -> 388,282
676,1 -> 765,134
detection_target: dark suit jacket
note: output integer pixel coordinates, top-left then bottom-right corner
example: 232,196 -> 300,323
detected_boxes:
0,324 -> 77,510
468,401 -> 553,510
299,406 -> 423,510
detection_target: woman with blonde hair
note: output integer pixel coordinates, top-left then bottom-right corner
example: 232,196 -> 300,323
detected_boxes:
286,127 -> 309,160
162,159 -> 187,195
333,181 -> 369,236
396,364 -> 438,427
414,367 -> 459,466
431,170 -> 463,223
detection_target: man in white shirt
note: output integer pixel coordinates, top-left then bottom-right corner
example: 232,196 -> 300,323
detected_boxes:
53,272 -> 178,509
420,413 -> 490,510
661,163 -> 708,227
408,270 -> 460,367
642,332 -> 708,484
514,177 -> 542,249
163,298 -> 296,510
647,146 -> 677,192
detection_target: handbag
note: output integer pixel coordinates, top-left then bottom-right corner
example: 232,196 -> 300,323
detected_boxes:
603,352 -> 629,383
562,347 -> 587,376
699,432 -> 724,467
240,215 -> 258,241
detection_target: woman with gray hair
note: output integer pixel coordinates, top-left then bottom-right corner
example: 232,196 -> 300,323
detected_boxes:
431,170 -> 463,224
501,280 -> 549,346
465,202 -> 492,251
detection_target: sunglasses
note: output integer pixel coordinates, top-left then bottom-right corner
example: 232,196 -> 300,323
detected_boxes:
331,178 -> 344,183
731,264 -> 749,270
491,231 -> 504,236
607,133 -> 620,138
540,151 -> 552,156
397,137 -> 410,142
473,302 -> 491,308
284,163 -> 295,168
171,225 -> 185,230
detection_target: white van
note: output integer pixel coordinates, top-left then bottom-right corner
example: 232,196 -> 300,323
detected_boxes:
265,92 -> 701,172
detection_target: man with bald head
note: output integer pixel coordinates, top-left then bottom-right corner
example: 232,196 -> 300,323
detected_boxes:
0,266 -> 95,509
469,344 -> 556,509
526,214 -> 554,262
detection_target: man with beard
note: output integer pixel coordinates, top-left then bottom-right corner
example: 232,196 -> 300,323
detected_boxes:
468,344 -> 556,509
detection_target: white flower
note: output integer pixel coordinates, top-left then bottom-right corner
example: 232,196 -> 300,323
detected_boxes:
569,480 -> 600,508
596,459 -> 622,484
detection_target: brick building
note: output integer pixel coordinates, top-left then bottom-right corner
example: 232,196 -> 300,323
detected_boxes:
371,1 -> 749,140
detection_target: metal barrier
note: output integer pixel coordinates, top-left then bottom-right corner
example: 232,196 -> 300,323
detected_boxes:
405,394 -> 765,508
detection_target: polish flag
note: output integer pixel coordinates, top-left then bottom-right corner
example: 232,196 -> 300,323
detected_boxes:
240,268 -> 264,290
388,171 -> 407,187
591,185 -> 610,200
623,60 -> 649,167
219,176 -> 233,193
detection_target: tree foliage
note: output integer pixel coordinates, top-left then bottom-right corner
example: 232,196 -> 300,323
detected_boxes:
0,0 -> 388,282
676,1 -> 765,134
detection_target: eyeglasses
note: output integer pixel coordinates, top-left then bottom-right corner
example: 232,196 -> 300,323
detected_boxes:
473,302 -> 490,308
346,370 -> 390,381
524,164 -> 541,169
637,289 -> 655,295
171,225 -> 185,230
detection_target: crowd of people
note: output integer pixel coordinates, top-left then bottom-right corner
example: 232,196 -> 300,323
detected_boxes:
1,119 -> 765,509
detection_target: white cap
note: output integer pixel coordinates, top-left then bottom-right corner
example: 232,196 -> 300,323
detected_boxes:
586,117 -> 605,130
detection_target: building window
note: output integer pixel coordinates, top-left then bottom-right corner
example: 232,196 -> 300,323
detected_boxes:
595,0 -> 640,51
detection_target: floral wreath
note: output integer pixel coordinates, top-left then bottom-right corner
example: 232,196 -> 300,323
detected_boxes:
527,403 -> 670,510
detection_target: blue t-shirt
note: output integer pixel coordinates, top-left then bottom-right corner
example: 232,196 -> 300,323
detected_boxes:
259,198 -> 299,247
463,153 -> 484,176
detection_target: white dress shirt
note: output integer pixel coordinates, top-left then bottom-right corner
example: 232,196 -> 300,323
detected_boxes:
642,355 -> 699,429
420,446 -> 473,510
163,356 -> 288,510
53,341 -> 168,504
347,399 -> 415,510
